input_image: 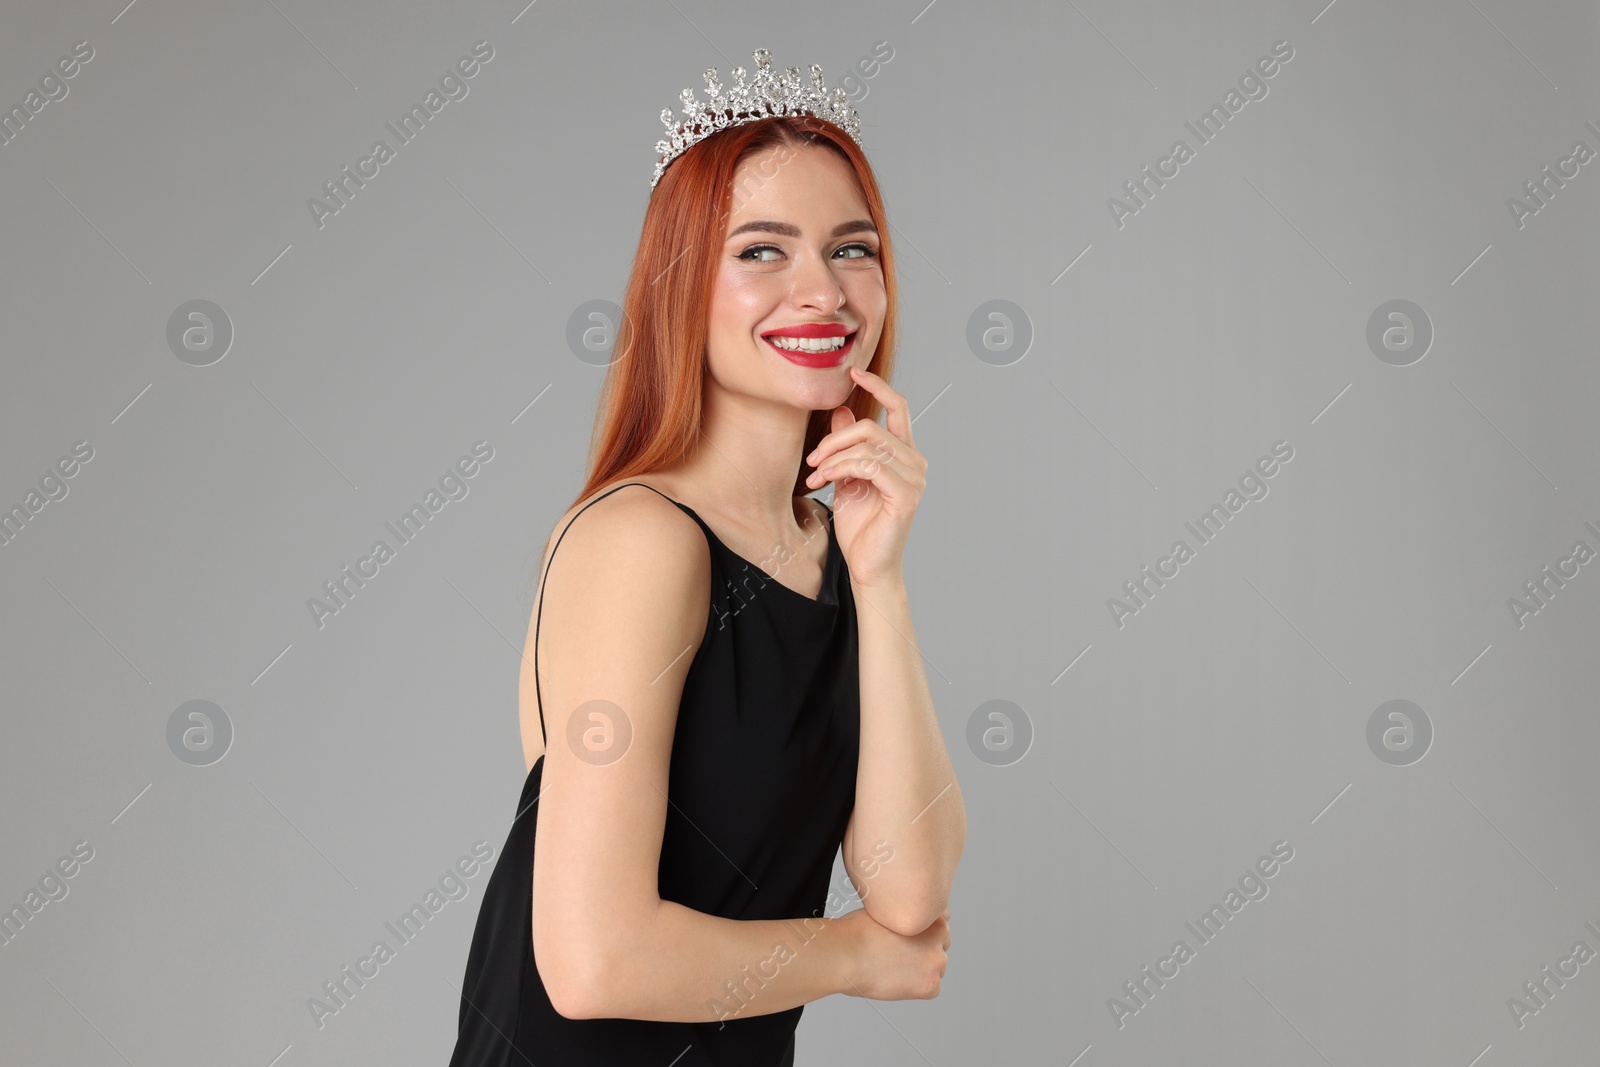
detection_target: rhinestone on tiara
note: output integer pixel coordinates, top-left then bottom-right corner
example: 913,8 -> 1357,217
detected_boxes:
651,47 -> 864,188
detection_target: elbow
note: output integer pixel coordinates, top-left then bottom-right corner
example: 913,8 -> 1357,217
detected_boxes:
545,947 -> 627,1020
861,844 -> 962,938
867,894 -> 948,938
535,926 -> 622,1021
544,966 -> 601,1021
546,985 -> 589,1021
535,885 -> 659,1020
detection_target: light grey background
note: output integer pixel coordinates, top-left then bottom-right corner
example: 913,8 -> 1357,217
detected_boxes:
3,0 -> 1597,1063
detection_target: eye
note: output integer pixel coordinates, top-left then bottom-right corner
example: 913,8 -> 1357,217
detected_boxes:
736,244 -> 783,262
835,243 -> 878,260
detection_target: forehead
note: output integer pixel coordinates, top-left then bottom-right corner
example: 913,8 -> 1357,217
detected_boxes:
724,143 -> 870,228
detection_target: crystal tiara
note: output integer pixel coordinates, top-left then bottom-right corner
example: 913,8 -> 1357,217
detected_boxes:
651,47 -> 864,189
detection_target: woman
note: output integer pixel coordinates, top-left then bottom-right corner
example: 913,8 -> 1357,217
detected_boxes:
448,48 -> 966,1066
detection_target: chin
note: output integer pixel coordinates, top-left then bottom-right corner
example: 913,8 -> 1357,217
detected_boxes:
776,376 -> 851,412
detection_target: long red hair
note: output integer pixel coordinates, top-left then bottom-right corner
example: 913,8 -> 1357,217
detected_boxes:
569,114 -> 898,512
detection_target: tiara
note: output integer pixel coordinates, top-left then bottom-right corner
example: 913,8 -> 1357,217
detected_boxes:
651,47 -> 864,188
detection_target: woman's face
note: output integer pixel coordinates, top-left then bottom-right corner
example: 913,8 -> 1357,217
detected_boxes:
705,143 -> 886,414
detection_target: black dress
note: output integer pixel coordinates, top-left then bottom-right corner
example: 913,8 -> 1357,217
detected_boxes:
447,482 -> 860,1066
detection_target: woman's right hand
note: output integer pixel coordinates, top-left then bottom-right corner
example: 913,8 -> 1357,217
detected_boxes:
837,906 -> 951,1001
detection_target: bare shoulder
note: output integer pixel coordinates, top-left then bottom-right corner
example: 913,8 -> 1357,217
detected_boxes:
526,480 -> 712,710
533,482 -> 704,590
518,480 -> 713,773
559,481 -> 705,562
535,479 -> 713,657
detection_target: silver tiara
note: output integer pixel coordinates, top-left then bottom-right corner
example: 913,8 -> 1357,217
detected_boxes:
651,47 -> 864,188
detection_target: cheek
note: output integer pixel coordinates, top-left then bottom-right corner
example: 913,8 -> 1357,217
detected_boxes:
711,271 -> 778,333
845,274 -> 887,320
849,280 -> 887,356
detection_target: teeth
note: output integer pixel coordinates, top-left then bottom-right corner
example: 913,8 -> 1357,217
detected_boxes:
767,334 -> 848,352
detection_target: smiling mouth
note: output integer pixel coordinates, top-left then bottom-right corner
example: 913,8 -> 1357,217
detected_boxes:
762,330 -> 857,366
762,330 -> 856,354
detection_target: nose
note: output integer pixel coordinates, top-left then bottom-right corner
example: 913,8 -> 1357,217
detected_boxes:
790,251 -> 847,315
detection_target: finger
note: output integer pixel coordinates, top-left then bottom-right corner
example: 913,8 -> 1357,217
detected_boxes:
805,440 -> 907,489
812,453 -> 914,497
811,384 -> 930,476
806,419 -> 875,470
849,366 -> 915,449
808,426 -> 912,478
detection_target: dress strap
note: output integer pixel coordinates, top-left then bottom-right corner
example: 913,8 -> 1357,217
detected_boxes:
532,482 -> 692,745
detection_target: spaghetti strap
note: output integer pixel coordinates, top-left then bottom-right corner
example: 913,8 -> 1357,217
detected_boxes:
531,482 -> 693,746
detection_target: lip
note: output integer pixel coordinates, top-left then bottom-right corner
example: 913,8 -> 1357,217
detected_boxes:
763,329 -> 856,368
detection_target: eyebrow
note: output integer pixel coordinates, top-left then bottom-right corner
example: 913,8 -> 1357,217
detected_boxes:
726,219 -> 878,240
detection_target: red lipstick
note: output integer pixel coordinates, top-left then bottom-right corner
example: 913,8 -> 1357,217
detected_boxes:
761,323 -> 856,368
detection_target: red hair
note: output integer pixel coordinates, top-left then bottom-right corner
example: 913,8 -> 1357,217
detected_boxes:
568,115 -> 898,512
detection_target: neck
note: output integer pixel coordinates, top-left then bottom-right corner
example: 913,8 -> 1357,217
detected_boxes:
659,382 -> 814,536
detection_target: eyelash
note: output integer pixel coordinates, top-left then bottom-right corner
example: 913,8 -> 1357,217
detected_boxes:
737,242 -> 878,263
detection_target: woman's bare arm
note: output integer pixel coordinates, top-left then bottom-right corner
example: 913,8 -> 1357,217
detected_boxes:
590,903 -> 856,1023
840,573 -> 966,937
529,486 -> 858,1023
